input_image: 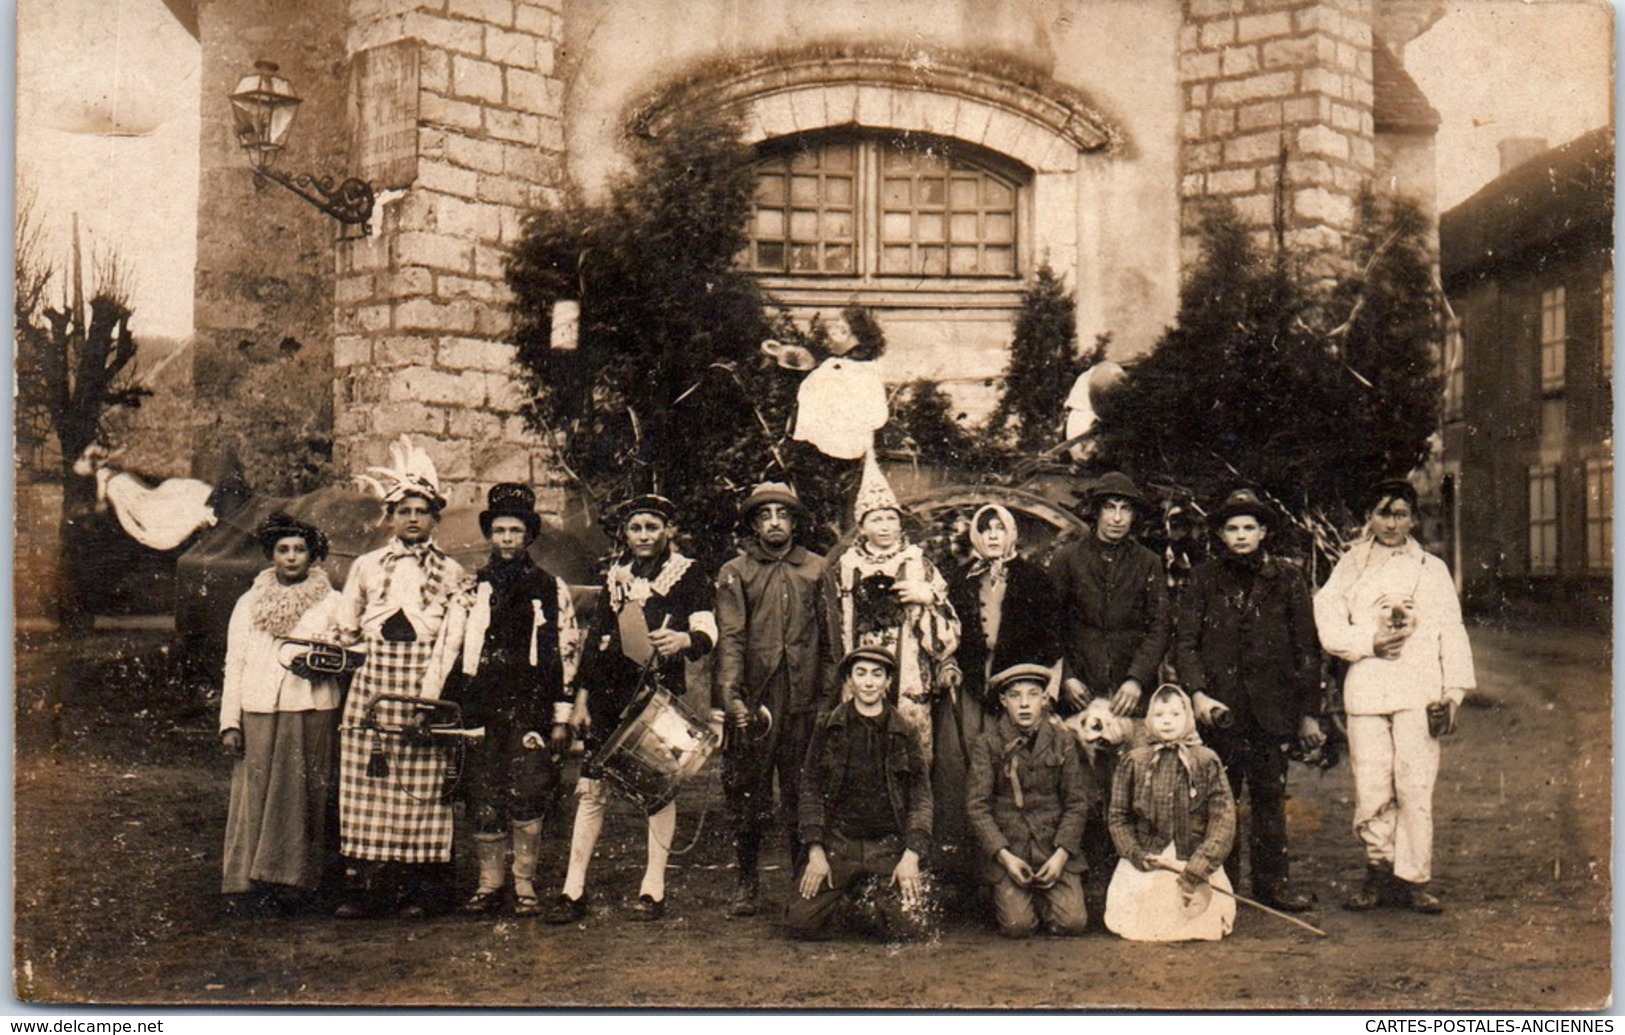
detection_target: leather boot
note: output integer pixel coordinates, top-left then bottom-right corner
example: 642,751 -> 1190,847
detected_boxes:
1343,862 -> 1393,911
1399,879 -> 1444,914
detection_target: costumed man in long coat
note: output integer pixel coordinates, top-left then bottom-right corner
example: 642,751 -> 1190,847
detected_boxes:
1313,478 -> 1473,915
334,439 -> 470,918
820,453 -> 960,759
1176,488 -> 1324,913
714,482 -> 832,918
444,483 -> 581,918
547,494 -> 716,924
1047,470 -> 1170,921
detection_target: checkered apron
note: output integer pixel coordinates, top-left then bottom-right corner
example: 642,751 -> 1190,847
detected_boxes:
338,634 -> 453,863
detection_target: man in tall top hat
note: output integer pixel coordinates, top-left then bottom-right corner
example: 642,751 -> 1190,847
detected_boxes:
714,481 -> 833,917
1176,488 -> 1324,913
334,437 -> 470,918
442,483 -> 581,917
548,494 -> 716,924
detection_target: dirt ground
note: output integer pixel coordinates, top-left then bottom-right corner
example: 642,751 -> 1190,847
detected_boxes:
11,618 -> 1613,1010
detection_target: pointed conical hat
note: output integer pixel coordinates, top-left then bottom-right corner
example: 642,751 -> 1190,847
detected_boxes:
853,451 -> 901,525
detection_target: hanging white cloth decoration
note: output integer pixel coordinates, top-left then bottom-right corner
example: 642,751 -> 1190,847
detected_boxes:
101,472 -> 217,551
791,356 -> 888,460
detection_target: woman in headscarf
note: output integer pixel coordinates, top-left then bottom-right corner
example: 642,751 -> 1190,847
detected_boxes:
1104,684 -> 1237,941
219,512 -> 346,914
935,504 -> 1062,886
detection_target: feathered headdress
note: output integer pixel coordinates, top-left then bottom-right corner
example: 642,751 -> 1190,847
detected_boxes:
354,435 -> 446,511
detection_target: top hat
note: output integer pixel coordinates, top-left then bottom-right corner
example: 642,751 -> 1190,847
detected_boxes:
479,482 -> 543,540
1208,488 -> 1277,529
256,512 -> 330,562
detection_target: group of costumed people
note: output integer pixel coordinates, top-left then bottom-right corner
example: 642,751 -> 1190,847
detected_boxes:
218,432 -> 1474,942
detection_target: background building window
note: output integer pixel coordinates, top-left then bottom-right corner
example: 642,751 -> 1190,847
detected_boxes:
1528,464 -> 1560,574
1540,285 -> 1566,392
747,135 -> 1022,280
1585,458 -> 1612,573
1601,268 -> 1613,381
1443,318 -> 1465,421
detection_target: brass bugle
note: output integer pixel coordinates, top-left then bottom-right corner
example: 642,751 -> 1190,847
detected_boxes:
275,638 -> 366,675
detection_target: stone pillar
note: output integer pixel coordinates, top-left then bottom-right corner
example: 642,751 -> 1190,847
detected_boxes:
336,0 -> 565,509
1179,0 -> 1375,278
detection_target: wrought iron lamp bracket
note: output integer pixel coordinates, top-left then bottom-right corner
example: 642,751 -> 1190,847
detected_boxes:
254,166 -> 376,234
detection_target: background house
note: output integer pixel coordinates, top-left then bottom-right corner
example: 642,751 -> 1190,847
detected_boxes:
1439,127 -> 1614,620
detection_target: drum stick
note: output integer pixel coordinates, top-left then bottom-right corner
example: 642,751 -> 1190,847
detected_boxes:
1149,858 -> 1329,937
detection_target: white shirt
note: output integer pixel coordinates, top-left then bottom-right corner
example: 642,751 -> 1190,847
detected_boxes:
219,570 -> 345,731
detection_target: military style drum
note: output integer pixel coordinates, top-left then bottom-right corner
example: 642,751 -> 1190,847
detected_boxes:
595,687 -> 719,813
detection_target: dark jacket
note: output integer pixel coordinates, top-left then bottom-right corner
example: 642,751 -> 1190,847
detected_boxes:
576,550 -> 714,747
1174,554 -> 1321,736
798,701 -> 933,859
946,556 -> 1062,714
444,554 -> 570,732
964,716 -> 1092,882
714,541 -> 832,717
1048,536 -> 1170,710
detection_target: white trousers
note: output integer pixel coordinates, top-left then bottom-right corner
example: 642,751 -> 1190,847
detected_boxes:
1347,710 -> 1441,884
561,778 -> 676,901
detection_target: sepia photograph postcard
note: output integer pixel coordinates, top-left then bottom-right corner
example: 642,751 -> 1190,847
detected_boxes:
11,0 -> 1615,1011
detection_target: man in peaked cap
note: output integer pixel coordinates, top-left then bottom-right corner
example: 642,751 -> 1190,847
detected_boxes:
442,483 -> 580,918
1176,488 -> 1324,913
714,482 -> 833,917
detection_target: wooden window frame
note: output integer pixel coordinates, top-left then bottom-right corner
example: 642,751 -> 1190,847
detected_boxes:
1585,458 -> 1612,573
1528,463 -> 1560,575
1540,285 -> 1567,393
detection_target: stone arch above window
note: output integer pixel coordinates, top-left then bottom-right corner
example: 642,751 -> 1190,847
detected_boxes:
632,50 -> 1121,174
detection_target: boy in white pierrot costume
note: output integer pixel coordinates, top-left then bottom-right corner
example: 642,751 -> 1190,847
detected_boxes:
819,453 -> 961,757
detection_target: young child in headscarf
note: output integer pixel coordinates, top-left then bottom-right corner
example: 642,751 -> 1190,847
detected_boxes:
1104,684 -> 1237,941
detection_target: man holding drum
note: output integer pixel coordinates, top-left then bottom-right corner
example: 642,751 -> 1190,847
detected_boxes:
548,494 -> 717,924
714,482 -> 832,918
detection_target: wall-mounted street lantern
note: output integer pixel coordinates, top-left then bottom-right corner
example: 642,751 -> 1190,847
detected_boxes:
230,61 -> 376,233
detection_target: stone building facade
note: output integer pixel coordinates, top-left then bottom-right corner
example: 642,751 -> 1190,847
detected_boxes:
178,0 -> 1442,508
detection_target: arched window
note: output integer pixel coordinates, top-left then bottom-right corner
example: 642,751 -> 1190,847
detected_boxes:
746,133 -> 1025,283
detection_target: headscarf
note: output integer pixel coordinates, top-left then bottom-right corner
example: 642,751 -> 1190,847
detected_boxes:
967,503 -> 1018,579
1145,684 -> 1205,786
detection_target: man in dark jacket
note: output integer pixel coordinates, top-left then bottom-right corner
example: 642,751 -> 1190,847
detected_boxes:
786,646 -> 936,941
1049,471 -> 1170,718
964,664 -> 1092,938
714,482 -> 832,917
446,483 -> 579,917
1048,471 -> 1169,919
1176,488 -> 1325,912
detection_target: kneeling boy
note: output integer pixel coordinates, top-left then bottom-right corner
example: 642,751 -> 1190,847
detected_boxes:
785,646 -> 936,941
964,663 -> 1091,938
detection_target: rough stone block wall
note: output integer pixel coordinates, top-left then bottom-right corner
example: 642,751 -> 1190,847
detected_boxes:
1180,0 -> 1375,277
335,0 -> 565,510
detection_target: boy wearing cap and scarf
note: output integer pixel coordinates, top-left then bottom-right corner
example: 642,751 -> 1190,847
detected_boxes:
1176,488 -> 1324,913
963,663 -> 1091,938
1105,685 -> 1237,941
821,454 -> 961,758
786,646 -> 937,942
443,483 -> 580,918
334,441 -> 470,919
219,513 -> 346,913
548,494 -> 716,924
714,482 -> 832,917
1314,479 -> 1473,914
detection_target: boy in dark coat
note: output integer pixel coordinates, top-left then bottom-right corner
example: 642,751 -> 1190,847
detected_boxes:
446,483 -> 579,917
786,646 -> 936,942
964,663 -> 1091,938
1175,488 -> 1325,912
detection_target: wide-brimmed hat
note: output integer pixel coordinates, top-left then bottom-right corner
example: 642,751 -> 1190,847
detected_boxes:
256,512 -> 329,562
740,481 -> 807,521
988,663 -> 1057,696
1080,471 -> 1147,514
838,645 -> 898,681
479,482 -> 543,540
1208,488 -> 1277,529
